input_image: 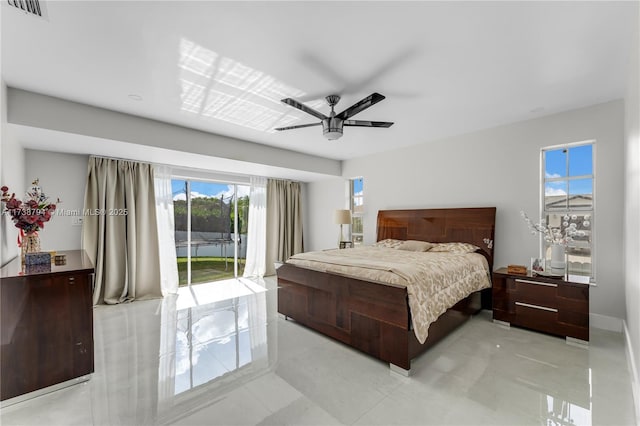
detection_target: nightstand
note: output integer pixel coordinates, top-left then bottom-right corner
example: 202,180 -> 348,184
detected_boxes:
492,267 -> 590,343
339,241 -> 353,249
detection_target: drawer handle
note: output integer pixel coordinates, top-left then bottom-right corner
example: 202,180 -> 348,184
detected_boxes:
68,277 -> 75,283
515,301 -> 558,313
515,279 -> 557,288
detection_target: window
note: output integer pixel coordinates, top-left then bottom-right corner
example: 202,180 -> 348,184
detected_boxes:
542,142 -> 594,278
350,177 -> 364,245
172,179 -> 250,286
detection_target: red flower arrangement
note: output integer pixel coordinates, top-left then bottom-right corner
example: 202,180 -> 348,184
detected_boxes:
1,179 -> 59,236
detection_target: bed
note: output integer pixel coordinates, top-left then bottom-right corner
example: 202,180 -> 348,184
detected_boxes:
276,207 -> 496,374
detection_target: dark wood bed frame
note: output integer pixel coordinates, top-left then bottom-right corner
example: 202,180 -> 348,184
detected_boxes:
276,207 -> 496,374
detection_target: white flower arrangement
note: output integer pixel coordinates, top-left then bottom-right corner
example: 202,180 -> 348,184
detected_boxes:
520,210 -> 590,247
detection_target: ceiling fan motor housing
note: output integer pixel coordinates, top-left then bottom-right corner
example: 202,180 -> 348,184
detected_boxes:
322,117 -> 344,140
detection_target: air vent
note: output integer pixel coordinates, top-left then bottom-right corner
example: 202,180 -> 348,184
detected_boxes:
7,0 -> 45,18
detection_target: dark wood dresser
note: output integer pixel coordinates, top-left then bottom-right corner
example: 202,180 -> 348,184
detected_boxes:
1,250 -> 94,402
492,267 -> 590,342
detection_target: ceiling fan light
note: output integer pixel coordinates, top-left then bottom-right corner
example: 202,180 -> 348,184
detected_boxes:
323,128 -> 343,140
324,131 -> 343,140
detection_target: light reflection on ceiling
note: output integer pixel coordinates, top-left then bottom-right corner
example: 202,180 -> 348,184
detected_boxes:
179,38 -> 323,133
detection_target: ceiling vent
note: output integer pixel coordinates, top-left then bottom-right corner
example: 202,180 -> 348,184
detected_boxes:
7,0 -> 46,19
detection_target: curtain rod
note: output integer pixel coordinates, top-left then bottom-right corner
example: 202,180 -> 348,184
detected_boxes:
88,154 -> 268,184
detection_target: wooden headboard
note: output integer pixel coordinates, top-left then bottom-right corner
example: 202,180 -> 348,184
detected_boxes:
376,207 -> 496,270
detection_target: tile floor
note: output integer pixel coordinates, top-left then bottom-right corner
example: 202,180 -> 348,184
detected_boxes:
1,277 -> 637,425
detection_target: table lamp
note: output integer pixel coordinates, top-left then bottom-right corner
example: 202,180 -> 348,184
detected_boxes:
334,209 -> 351,247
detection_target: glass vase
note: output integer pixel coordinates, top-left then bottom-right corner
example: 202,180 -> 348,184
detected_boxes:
21,233 -> 41,263
549,243 -> 566,270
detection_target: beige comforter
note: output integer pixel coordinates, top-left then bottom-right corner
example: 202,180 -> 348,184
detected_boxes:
287,246 -> 491,344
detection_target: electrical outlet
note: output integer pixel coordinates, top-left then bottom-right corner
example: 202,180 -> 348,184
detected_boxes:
72,217 -> 84,227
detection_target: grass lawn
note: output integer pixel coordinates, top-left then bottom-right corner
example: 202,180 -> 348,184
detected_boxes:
177,256 -> 246,285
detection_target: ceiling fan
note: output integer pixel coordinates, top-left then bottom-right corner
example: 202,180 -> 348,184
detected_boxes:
275,92 -> 393,140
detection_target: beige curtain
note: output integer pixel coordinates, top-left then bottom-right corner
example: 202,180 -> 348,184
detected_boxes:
83,157 -> 162,305
265,179 -> 304,276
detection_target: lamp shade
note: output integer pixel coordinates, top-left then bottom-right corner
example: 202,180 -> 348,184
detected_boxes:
334,209 -> 351,225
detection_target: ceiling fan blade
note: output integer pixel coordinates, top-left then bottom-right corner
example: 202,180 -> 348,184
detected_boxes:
336,93 -> 386,120
298,48 -> 417,100
281,98 -> 327,120
344,120 -> 394,128
274,122 -> 322,131
299,53 -> 349,88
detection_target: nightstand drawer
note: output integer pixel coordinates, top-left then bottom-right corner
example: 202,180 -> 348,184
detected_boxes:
513,302 -> 559,336
511,278 -> 558,308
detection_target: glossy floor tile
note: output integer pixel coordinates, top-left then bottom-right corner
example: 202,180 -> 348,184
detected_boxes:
1,276 -> 637,425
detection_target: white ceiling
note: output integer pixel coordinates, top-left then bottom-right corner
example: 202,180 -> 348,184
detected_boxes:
1,1 -> 637,161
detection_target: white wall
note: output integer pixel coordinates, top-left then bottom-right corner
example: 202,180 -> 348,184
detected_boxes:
23,150 -> 88,252
305,178 -> 346,250
623,2 -> 640,419
0,81 -> 25,266
306,100 -> 625,321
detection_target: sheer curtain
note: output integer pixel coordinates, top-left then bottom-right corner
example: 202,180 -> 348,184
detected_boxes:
265,179 -> 304,276
154,165 -> 179,295
243,176 -> 267,277
83,156 -> 162,304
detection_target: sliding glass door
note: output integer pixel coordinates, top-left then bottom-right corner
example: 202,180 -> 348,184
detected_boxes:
172,179 -> 249,286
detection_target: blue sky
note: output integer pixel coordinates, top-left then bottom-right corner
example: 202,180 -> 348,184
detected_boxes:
545,145 -> 593,196
353,178 -> 363,196
172,180 -> 250,201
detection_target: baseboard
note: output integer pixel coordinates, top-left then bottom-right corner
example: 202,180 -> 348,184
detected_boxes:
590,313 -> 623,332
623,320 -> 640,425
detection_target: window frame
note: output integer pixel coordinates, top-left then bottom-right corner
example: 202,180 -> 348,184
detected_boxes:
540,140 -> 596,282
349,177 -> 364,246
171,176 -> 249,286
